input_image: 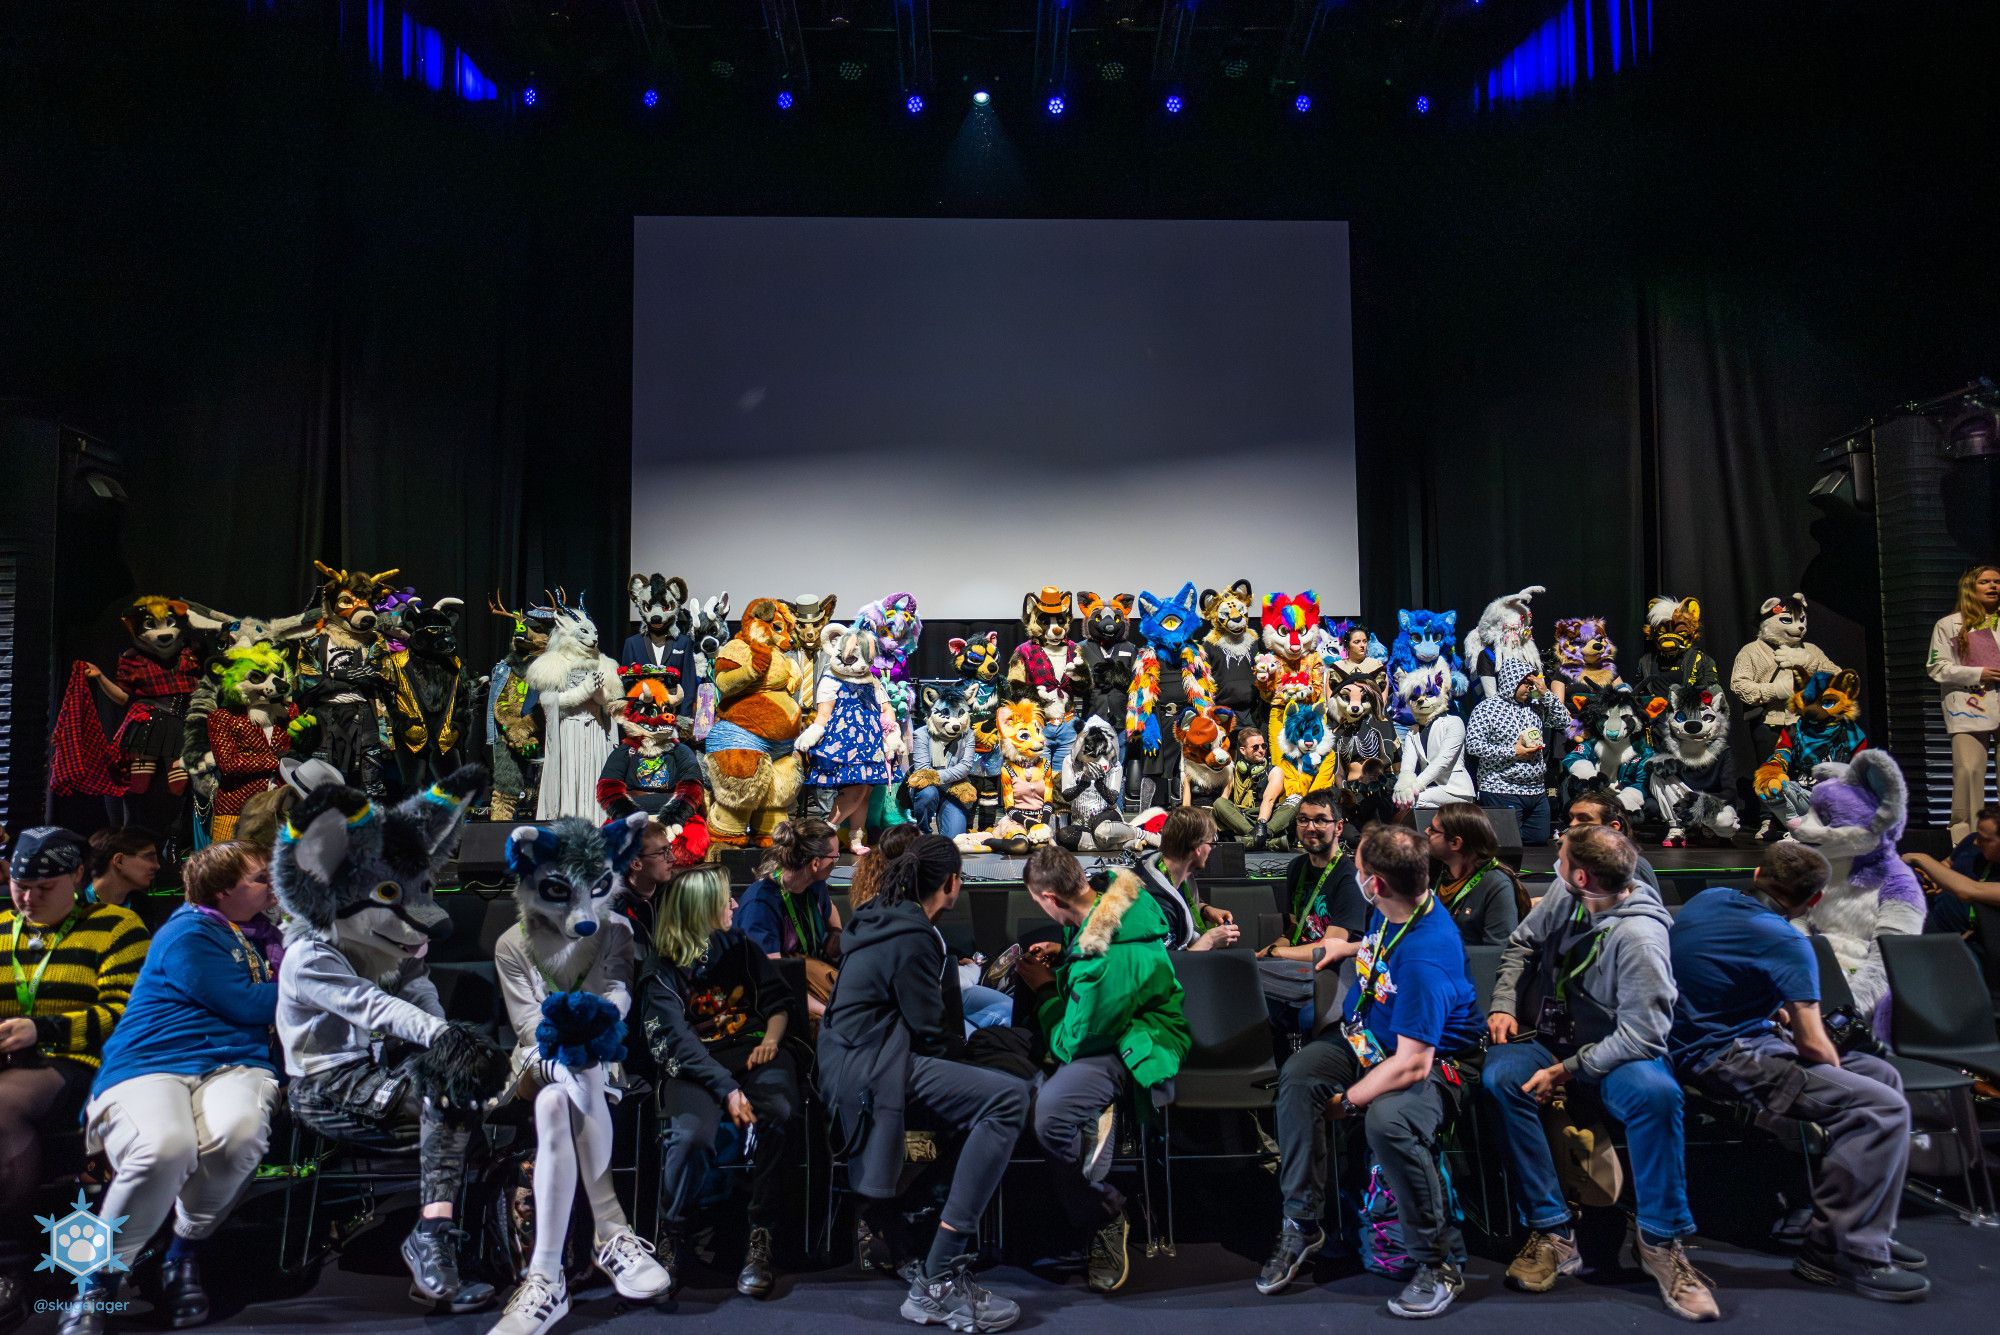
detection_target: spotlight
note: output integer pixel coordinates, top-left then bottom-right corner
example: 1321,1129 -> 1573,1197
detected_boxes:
776,89 -> 794,110
1415,94 -> 1430,114
838,61 -> 864,82
1294,93 -> 1311,113
972,89 -> 991,106
1098,61 -> 1124,82
522,86 -> 538,107
642,88 -> 658,108
1046,94 -> 1065,116
1164,93 -> 1183,114
906,93 -> 925,114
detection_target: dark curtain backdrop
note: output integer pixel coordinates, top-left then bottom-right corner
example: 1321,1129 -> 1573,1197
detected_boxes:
3,1 -> 1997,810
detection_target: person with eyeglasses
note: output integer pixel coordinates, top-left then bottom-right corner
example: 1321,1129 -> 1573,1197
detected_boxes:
1130,807 -> 1238,951
733,818 -> 844,1013
1425,803 -> 1530,947
1255,791 -> 1369,1032
1669,841 -> 1926,1302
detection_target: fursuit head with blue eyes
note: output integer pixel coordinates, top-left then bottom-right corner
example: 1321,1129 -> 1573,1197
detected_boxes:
506,811 -> 651,972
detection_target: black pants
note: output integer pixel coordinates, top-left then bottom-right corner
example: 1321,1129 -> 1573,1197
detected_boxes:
657,1049 -> 798,1229
288,1054 -> 475,1207
1274,1038 -> 1463,1266
855,1057 -> 1028,1236
1033,1054 -> 1128,1229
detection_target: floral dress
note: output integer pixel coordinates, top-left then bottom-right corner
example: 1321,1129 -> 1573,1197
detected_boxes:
806,678 -> 894,787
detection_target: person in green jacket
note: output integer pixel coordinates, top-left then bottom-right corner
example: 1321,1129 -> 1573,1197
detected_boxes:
1017,846 -> 1193,1295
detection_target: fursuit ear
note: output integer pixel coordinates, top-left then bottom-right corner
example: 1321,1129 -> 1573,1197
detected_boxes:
711,592 -> 732,622
600,810 -> 650,870
983,629 -> 998,649
1020,591 -> 1039,624
1398,609 -> 1415,633
1213,705 -> 1238,734
1172,581 -> 1200,611
820,623 -> 845,655
1199,588 -> 1221,619
1077,592 -> 1103,619
1229,579 -> 1252,602
1137,590 -> 1162,619
401,763 -> 489,859
923,685 -> 941,712
1441,610 -> 1457,637
1845,749 -> 1906,836
947,637 -> 968,657
628,574 -> 649,609
1760,597 -> 1783,618
506,825 -> 559,875
1113,594 -> 1135,618
1831,667 -> 1861,698
282,784 -> 373,886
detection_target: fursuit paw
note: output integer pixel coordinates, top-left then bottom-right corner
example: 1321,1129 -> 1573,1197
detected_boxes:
537,991 -> 627,1070
412,1021 -> 511,1115
1616,786 -> 1645,813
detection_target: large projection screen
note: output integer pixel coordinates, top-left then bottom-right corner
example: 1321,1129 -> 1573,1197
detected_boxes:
632,216 -> 1359,619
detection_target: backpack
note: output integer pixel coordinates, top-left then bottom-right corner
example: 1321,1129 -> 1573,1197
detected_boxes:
1354,1154 -> 1468,1279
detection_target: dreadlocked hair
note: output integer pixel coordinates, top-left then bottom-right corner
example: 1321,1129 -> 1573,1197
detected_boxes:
873,833 -> 963,909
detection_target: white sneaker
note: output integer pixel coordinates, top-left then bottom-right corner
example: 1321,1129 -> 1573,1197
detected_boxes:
1081,1103 -> 1118,1185
489,1272 -> 568,1335
596,1229 -> 672,1301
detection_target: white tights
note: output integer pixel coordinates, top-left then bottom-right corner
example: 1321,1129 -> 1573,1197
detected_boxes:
529,1080 -> 628,1282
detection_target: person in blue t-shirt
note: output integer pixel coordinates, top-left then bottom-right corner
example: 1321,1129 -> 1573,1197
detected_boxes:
1670,843 -> 1928,1303
1259,823 -> 1479,1320
1909,805 -> 2000,998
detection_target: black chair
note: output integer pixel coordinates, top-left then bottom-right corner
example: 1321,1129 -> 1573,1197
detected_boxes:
1822,935 -> 1996,1223
1160,950 -> 1282,1251
1879,934 -> 2000,1078
1462,945 -> 1504,1019
1206,884 -> 1286,949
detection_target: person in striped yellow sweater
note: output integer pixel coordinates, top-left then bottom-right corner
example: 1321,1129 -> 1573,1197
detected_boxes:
0,827 -> 150,1327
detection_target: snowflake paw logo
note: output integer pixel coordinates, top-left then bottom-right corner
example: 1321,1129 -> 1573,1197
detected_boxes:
35,1191 -> 128,1294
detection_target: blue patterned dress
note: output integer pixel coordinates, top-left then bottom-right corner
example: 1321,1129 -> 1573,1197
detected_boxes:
806,679 -> 895,787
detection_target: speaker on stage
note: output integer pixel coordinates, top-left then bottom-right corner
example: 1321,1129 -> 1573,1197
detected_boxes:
1203,840 -> 1246,880
718,847 -> 763,884
456,823 -> 517,877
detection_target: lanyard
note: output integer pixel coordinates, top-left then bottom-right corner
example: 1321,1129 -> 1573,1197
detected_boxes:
11,909 -> 84,1016
1289,851 -> 1344,945
1353,894 -> 1433,1019
1441,858 -> 1499,913
1551,897 -> 1607,1002
1155,857 -> 1198,919
517,908 -> 598,994
781,884 -> 822,957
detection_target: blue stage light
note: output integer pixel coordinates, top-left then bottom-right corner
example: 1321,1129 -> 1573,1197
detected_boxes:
1294,93 -> 1311,113
906,93 -> 924,114
523,86 -> 538,107
972,89 -> 991,106
1415,94 -> 1430,113
642,88 -> 658,108
777,89 -> 794,110
1047,94 -> 1065,116
1164,93 -> 1183,114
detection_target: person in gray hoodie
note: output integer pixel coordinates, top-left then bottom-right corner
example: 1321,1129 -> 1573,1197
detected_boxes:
1482,825 -> 1718,1322
1464,655 -> 1571,845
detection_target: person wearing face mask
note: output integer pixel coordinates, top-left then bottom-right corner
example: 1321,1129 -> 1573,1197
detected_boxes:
1258,824 -> 1481,1317
0,828 -> 150,1331
1669,842 -> 1927,1303
68,843 -> 284,1334
1484,825 -> 1714,1321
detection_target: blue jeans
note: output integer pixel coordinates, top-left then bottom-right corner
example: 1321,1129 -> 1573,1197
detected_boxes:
909,784 -> 970,838
1482,792 -> 1552,845
1481,1040 -> 1695,1241
962,984 -> 1013,1033
1045,717 -> 1077,777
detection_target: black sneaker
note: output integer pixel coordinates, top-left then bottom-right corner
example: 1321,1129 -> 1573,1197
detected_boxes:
899,1257 -> 1021,1332
1255,1219 -> 1325,1296
1387,1262 -> 1464,1319
857,1218 -> 896,1273
159,1255 -> 211,1328
1087,1213 -> 1130,1293
401,1223 -> 497,1314
54,1281 -> 115,1335
737,1225 -> 776,1299
1793,1241 -> 1929,1302
1889,1239 -> 1927,1271
655,1228 -> 685,1296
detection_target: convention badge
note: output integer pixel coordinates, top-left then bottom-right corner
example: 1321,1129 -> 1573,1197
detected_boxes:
1341,1018 -> 1386,1070
1518,725 -> 1544,751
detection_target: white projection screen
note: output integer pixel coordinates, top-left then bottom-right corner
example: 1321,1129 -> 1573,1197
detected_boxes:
631,216 -> 1359,619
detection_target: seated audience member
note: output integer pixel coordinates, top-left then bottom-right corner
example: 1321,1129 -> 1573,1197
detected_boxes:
733,818 -> 843,1013
855,828 -> 1011,1032
1425,802 -> 1531,946
70,843 -> 282,1333
642,865 -> 799,1300
1564,791 -> 1662,892
1259,824 -> 1481,1318
1464,658 -> 1571,845
817,835 -> 1029,1333
1016,847 -> 1191,1294
0,829 -> 150,1329
615,815 -> 709,973
1670,843 -> 1927,1302
1131,807 -> 1240,951
1484,825 -> 1716,1321
1211,727 -> 1276,844
1256,792 -> 1369,1032
1909,808 -> 2000,997
85,827 -> 162,911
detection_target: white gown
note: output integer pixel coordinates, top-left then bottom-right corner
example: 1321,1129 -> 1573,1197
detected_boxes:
533,658 -> 620,820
